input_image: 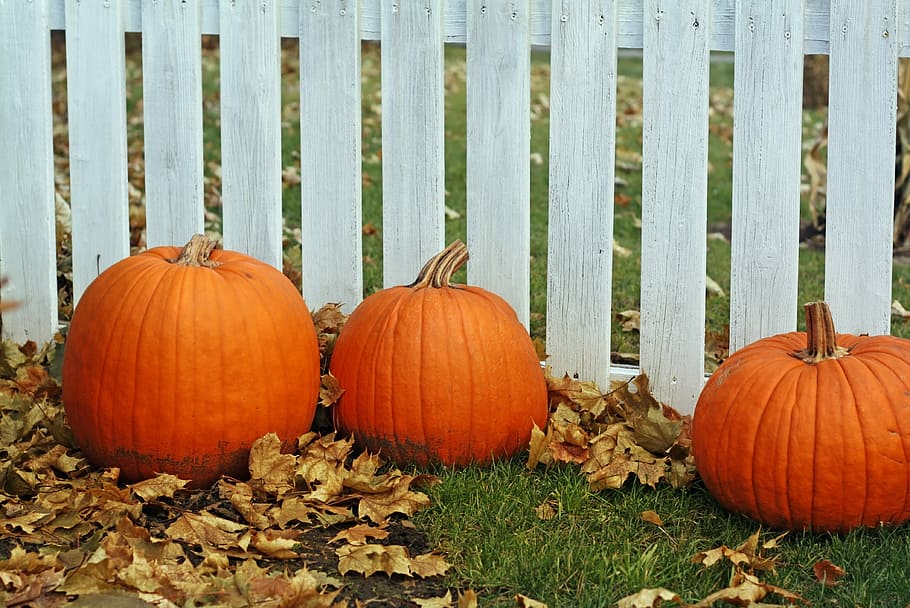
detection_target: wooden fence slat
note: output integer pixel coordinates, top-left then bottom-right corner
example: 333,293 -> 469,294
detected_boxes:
141,0 -> 204,249
824,0 -> 898,335
300,0 -> 363,311
640,0 -> 710,414
546,0 -> 618,387
219,0 -> 282,269
0,0 -> 58,344
380,0 -> 445,287
466,0 -> 532,325
728,0 -> 804,352
65,0 -> 131,305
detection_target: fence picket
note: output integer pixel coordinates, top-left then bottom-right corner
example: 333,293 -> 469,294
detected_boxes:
728,0 -> 804,352
466,0 -> 532,325
824,0 -> 898,335
640,0 -> 711,413
299,0 -> 363,311
219,0 -> 282,269
64,0 -> 131,305
141,0 -> 205,249
546,0 -> 618,387
380,0 -> 446,288
0,0 -> 58,345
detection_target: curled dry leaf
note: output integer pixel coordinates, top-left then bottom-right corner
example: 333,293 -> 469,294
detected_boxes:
128,473 -> 189,501
616,587 -> 683,608
529,371 -> 695,490
813,559 -> 846,586
640,510 -> 664,526
515,593 -> 550,607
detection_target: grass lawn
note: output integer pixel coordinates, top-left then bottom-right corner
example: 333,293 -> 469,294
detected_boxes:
34,38 -> 910,606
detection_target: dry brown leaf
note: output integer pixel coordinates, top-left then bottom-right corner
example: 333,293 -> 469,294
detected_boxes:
336,544 -> 412,577
248,528 -> 302,559
218,480 -> 271,529
165,511 -> 247,550
534,499 -> 558,521
617,309 -> 641,332
319,373 -> 345,407
248,432 -> 296,497
515,594 -> 549,607
414,591 -> 454,608
128,473 -> 189,501
408,552 -> 452,578
329,522 -> 390,546
458,589 -> 479,608
358,475 -> 432,523
640,510 -> 664,526
616,587 -> 683,608
526,423 -> 551,469
813,559 -> 846,586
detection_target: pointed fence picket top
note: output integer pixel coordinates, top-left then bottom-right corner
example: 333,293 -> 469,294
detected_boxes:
2,0 -> 906,415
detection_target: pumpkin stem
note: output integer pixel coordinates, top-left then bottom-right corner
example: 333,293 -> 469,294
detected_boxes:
796,301 -> 850,363
173,234 -> 221,268
410,241 -> 469,288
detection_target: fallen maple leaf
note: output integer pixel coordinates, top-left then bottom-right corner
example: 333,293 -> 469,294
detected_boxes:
128,473 -> 189,501
813,559 -> 846,586
335,544 -> 408,577
329,522 -> 390,545
165,511 -> 247,550
616,587 -> 683,608
515,593 -> 549,607
248,432 -> 297,497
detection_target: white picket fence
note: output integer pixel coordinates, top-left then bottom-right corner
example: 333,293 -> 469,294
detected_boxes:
0,0 -> 903,414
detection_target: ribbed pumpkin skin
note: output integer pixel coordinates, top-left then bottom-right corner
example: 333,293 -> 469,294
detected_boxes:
62,243 -> 320,487
330,282 -> 548,467
692,329 -> 910,533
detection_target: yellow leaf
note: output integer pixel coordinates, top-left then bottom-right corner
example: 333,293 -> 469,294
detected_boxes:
515,593 -> 549,607
414,590 -> 454,608
248,433 -> 296,497
329,522 -> 389,546
165,512 -> 246,550
128,473 -> 189,501
640,510 -> 664,526
357,475 -> 432,523
458,589 -> 479,608
616,588 -> 683,608
336,544 -> 411,577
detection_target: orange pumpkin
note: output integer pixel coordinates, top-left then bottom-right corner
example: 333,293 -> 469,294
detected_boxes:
330,241 -> 548,466
692,301 -> 910,532
62,234 -> 320,487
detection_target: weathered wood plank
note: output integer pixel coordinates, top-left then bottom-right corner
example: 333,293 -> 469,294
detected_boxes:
299,0 -> 363,311
546,0 -> 618,386
824,0 -> 898,335
64,0 -> 131,304
380,0 -> 446,287
141,0 -> 204,248
220,0 -> 283,268
639,0 -> 710,414
0,0 -> 58,344
466,0 -> 532,325
728,0 -> 804,351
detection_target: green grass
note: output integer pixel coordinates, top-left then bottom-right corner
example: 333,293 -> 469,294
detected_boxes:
413,460 -> 910,607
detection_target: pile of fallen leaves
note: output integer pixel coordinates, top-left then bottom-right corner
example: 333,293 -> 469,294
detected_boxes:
0,315 -> 461,607
528,372 -> 695,490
